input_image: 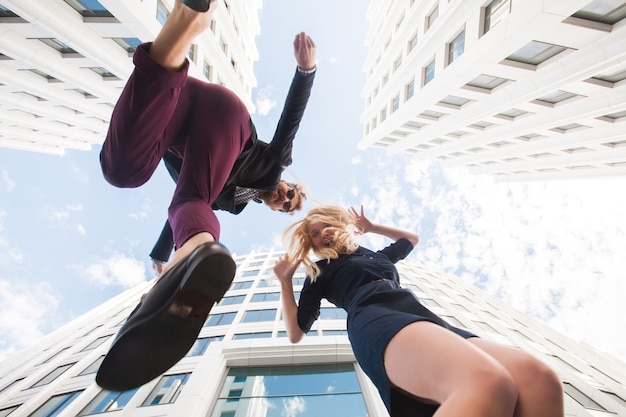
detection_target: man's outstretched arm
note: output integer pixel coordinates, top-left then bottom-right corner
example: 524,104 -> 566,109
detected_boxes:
268,32 -> 317,166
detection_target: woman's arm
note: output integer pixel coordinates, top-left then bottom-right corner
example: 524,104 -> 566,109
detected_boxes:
274,255 -> 306,343
350,206 -> 419,247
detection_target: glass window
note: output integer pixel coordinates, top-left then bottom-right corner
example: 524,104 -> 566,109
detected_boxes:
39,38 -> 77,55
28,390 -> 83,417
142,373 -> 191,406
534,90 -> 578,105
0,405 -> 20,417
393,54 -> 402,72
185,336 -> 224,356
591,62 -> 626,84
380,108 -> 387,122
405,79 -> 415,101
219,295 -> 246,306
211,364 -> 367,417
233,332 -> 272,340
483,0 -> 510,34
439,95 -> 471,107
319,307 -> 347,320
324,329 -> 348,336
31,363 -> 76,388
230,281 -> 253,290
420,109 -> 446,120
563,382 -> 606,411
112,38 -> 141,54
448,30 -> 465,65
424,59 -> 435,85
466,74 -> 508,90
78,357 -> 104,376
497,108 -> 528,119
61,0 -> 113,17
0,377 -> 25,395
242,309 -> 277,323
39,348 -> 70,365
426,5 -> 439,30
572,0 -> 626,24
203,60 -> 213,81
156,0 -> 169,25
251,292 -> 280,302
81,335 -> 111,351
206,312 -> 237,327
240,270 -> 259,277
407,32 -> 418,53
391,95 -> 400,113
292,277 -> 306,286
78,388 -> 138,415
506,41 -> 567,66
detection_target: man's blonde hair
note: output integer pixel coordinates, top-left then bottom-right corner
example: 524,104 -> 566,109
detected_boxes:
282,204 -> 358,280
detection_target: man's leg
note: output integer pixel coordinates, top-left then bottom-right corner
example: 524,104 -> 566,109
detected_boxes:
150,0 -> 217,70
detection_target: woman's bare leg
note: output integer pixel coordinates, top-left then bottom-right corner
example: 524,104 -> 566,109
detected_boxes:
469,339 -> 565,417
384,321 -> 519,417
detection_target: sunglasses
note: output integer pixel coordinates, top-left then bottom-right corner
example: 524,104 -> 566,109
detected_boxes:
280,188 -> 296,212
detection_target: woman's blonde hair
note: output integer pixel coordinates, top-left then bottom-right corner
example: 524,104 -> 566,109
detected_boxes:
282,204 -> 358,280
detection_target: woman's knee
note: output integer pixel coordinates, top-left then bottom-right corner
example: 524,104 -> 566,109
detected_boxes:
524,357 -> 564,399
472,363 -> 519,406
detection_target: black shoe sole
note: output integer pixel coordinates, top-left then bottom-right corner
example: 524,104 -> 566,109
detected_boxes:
180,0 -> 215,12
95,243 -> 235,391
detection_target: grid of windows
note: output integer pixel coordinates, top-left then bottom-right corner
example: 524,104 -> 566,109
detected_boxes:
28,390 -> 83,417
142,374 -> 191,406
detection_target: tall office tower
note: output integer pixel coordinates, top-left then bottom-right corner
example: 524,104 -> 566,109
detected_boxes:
0,0 -> 261,155
360,0 -> 626,181
1,250 -> 625,416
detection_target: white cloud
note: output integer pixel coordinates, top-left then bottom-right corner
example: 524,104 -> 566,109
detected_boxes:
76,224 -> 86,235
0,211 -> 23,265
77,253 -> 147,289
2,169 -> 16,191
66,203 -> 83,212
281,396 -> 305,417
255,87 -> 277,116
351,156 -> 361,165
129,198 -> 154,222
0,279 -> 60,362
330,56 -> 338,64
401,159 -> 626,361
50,209 -> 70,222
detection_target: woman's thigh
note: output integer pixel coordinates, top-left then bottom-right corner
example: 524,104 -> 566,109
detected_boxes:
383,321 -> 512,404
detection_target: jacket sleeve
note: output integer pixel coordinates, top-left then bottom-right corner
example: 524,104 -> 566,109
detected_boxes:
267,69 -> 316,167
149,220 -> 175,264
149,151 -> 180,263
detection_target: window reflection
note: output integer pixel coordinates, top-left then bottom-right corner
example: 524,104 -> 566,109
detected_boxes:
211,364 -> 368,417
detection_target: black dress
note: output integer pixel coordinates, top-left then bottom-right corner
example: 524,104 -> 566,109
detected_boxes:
296,238 -> 476,417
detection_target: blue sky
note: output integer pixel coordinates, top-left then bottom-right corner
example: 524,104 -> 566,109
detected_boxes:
1,0 -> 626,365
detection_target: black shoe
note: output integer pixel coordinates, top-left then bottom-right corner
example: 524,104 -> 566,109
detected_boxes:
96,242 -> 236,391
180,0 -> 216,12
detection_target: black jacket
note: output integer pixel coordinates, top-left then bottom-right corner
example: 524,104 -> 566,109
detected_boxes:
150,68 -> 316,263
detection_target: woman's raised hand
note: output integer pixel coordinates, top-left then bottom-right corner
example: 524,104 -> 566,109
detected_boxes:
350,205 -> 373,235
273,254 -> 302,284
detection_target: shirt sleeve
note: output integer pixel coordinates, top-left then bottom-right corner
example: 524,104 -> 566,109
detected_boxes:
378,238 -> 414,263
296,277 -> 322,333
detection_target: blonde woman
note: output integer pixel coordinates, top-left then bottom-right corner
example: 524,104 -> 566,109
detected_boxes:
274,205 -> 564,417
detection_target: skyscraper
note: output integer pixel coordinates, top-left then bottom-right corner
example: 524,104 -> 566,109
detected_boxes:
360,0 -> 626,181
0,0 -> 261,155
1,250 -> 624,416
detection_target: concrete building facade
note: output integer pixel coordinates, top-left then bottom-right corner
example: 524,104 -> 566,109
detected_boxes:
360,0 -> 626,181
0,0 -> 261,155
1,250 -> 625,416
